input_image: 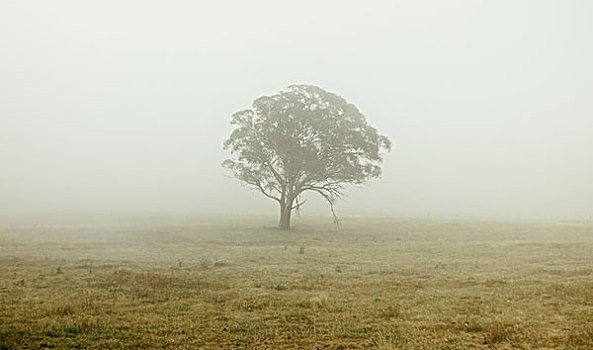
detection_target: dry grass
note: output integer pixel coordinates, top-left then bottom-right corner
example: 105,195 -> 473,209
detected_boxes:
0,215 -> 592,349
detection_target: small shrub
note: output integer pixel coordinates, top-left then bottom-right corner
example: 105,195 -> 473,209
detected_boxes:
214,260 -> 230,267
199,258 -> 211,268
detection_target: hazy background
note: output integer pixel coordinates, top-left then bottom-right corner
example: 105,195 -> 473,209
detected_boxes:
1,0 -> 592,221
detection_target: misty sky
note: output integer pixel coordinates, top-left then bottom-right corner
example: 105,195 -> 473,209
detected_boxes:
1,1 -> 592,220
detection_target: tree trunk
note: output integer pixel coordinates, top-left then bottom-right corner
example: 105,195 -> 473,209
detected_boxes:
278,201 -> 293,230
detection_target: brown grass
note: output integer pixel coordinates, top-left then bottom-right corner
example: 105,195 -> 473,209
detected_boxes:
0,215 -> 592,349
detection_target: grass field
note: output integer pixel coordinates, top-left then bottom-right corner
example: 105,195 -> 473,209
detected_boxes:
1,215 -> 592,349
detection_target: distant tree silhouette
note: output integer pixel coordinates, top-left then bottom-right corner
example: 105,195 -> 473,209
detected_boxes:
223,85 -> 391,230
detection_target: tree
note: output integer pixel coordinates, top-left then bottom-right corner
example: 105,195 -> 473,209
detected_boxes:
223,85 -> 391,230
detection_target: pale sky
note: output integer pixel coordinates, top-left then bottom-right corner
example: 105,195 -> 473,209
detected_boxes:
1,1 -> 592,220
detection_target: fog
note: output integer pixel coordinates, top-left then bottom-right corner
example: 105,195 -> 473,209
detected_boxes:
1,1 -> 592,221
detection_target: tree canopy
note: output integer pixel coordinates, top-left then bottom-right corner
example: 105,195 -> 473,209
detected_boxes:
223,85 -> 391,229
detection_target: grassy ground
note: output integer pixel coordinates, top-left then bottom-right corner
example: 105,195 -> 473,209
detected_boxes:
1,215 -> 592,349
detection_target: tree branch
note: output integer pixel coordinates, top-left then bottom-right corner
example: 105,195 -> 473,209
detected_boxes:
253,183 -> 281,203
239,178 -> 282,203
266,161 -> 285,186
291,198 -> 307,210
298,182 -> 343,197
309,188 -> 340,227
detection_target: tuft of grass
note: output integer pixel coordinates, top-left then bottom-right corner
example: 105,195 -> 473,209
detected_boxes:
49,304 -> 75,317
380,305 -> 402,319
373,331 -> 402,350
273,283 -> 290,291
13,278 -> 24,287
311,295 -> 329,310
483,321 -> 517,344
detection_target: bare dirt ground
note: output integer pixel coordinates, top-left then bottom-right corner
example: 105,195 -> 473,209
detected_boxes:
1,215 -> 592,349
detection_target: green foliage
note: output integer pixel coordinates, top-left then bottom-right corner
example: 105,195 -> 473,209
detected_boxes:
223,85 -> 391,228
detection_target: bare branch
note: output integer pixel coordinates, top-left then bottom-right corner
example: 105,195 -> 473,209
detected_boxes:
309,188 -> 340,228
238,178 -> 281,203
291,198 -> 307,210
253,183 -> 281,203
